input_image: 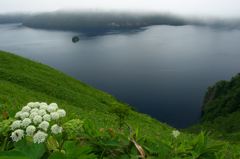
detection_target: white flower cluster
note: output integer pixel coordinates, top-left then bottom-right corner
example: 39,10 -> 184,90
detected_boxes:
172,130 -> 180,138
10,102 -> 66,143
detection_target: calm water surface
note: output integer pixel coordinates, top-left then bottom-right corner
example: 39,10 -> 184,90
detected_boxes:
1,23 -> 240,128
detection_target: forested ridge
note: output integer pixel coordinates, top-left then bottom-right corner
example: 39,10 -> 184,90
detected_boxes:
182,72 -> 240,142
22,9 -> 188,30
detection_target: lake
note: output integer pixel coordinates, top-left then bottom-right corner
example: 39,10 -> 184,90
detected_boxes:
1,23 -> 240,128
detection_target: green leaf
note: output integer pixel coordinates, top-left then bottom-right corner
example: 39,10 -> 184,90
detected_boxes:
13,140 -> 45,159
200,144 -> 225,155
131,145 -> 139,155
103,138 -> 125,147
117,154 -> 131,159
136,136 -> 147,145
116,133 -> 130,145
146,156 -> 159,159
47,136 -> 59,150
0,150 -> 28,158
71,145 -> 97,159
129,154 -> 139,159
129,128 -> 138,139
174,143 -> 186,154
83,117 -> 101,137
48,151 -> 65,159
64,141 -> 76,155
158,140 -> 165,159
190,151 -> 200,158
0,157 -> 30,159
25,136 -> 34,146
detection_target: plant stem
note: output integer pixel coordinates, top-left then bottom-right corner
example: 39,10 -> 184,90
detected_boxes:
43,142 -> 51,155
59,139 -> 65,152
100,146 -> 106,159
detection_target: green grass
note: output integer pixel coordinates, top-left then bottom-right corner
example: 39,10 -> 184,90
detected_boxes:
0,50 -> 239,155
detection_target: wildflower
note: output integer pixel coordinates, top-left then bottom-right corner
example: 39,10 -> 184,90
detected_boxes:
38,121 -> 50,131
30,108 -> 39,114
49,103 -> 58,108
39,104 -> 48,110
10,129 -> 24,142
27,102 -> 34,108
10,120 -> 21,130
51,124 -> 62,134
40,102 -> 48,105
33,130 -> 48,144
51,112 -> 60,120
29,112 -> 38,119
33,115 -> 42,125
57,109 -> 66,117
172,130 -> 180,138
22,118 -> 32,127
47,106 -> 56,113
20,112 -> 29,120
21,106 -> 31,112
32,102 -> 40,108
15,111 -> 22,118
38,110 -> 47,116
43,114 -> 51,122
26,125 -> 36,136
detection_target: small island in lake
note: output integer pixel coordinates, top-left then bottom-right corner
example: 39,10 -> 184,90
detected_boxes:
72,36 -> 79,42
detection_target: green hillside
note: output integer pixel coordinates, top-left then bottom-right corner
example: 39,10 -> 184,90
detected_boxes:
0,50 -> 239,158
182,73 -> 240,144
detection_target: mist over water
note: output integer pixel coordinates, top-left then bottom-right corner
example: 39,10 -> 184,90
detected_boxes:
1,23 -> 240,128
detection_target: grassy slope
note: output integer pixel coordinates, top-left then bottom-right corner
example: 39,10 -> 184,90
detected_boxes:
0,50 -> 237,148
0,50 -> 172,139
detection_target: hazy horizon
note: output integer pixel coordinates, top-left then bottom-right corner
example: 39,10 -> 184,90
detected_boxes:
1,0 -> 240,18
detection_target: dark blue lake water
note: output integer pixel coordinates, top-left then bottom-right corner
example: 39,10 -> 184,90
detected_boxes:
1,23 -> 240,128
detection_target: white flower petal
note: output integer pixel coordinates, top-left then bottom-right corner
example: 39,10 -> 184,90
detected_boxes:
10,129 -> 24,142
51,124 -> 62,134
33,131 -> 48,144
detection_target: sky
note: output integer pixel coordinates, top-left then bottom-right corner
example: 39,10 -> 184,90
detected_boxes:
1,0 -> 240,18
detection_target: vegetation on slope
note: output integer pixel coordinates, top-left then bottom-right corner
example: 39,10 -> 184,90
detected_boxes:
1,50 -> 240,158
182,73 -> 240,143
202,73 -> 240,122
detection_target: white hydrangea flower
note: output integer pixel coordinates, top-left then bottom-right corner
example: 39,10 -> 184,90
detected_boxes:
21,106 -> 31,112
29,112 -> 38,119
38,121 -> 50,131
27,102 -> 34,108
32,102 -> 40,108
15,111 -> 22,118
51,112 -> 60,120
47,106 -> 56,113
39,104 -> 48,111
21,118 -> 32,127
49,103 -> 58,108
26,125 -> 36,136
10,129 -> 24,142
20,112 -> 29,120
10,120 -> 21,130
30,108 -> 39,114
38,110 -> 47,116
57,109 -> 66,117
172,130 -> 180,138
33,115 -> 42,125
51,124 -> 62,134
33,130 -> 48,144
43,114 -> 51,122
